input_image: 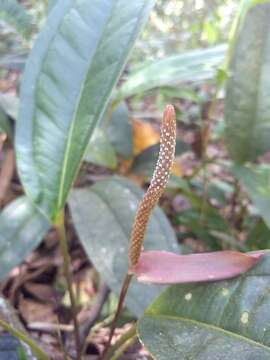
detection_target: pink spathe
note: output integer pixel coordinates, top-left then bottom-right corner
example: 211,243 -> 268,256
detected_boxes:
131,250 -> 264,284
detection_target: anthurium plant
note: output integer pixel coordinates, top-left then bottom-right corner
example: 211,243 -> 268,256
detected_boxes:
0,1 -> 270,360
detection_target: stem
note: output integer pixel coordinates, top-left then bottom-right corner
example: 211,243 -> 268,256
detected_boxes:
111,335 -> 137,360
80,283 -> 110,356
100,273 -> 133,360
103,323 -> 137,360
90,314 -> 115,335
0,318 -> 51,360
55,210 -> 81,360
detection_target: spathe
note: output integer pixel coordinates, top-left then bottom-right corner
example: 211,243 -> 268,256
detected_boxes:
131,250 -> 264,284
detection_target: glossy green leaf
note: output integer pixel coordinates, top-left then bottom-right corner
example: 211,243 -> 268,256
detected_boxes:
225,3 -> 270,162
68,175 -> 179,316
107,102 -> 132,159
16,0 -> 155,221
232,165 -> 270,228
138,251 -> 270,360
114,44 -> 226,101
84,128 -> 117,169
0,197 -> 50,281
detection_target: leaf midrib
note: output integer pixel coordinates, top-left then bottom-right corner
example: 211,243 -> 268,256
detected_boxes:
56,1 -> 116,215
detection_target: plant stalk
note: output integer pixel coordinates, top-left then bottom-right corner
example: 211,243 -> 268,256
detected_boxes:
111,334 -> 137,360
0,318 -> 51,360
100,273 -> 133,360
103,323 -> 137,360
55,210 -> 81,360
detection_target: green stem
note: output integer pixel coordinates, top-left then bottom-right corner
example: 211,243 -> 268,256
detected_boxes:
55,210 -> 81,360
111,335 -> 137,360
91,314 -> 114,334
100,273 -> 133,360
0,318 -> 51,360
103,323 -> 137,360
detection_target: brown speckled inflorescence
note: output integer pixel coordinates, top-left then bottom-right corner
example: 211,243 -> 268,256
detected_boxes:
128,105 -> 176,269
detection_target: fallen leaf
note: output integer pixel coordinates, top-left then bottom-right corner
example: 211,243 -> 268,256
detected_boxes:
133,119 -> 160,156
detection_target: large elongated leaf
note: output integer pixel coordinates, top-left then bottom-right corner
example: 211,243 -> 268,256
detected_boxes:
0,197 -> 50,280
114,44 -> 226,101
225,3 -> 270,163
68,176 -> 179,316
16,0 -> 155,221
138,252 -> 270,360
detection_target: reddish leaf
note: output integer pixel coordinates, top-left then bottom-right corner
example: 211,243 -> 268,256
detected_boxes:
132,250 -> 264,284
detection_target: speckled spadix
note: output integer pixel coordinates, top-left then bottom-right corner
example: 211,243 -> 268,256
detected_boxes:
132,250 -> 264,284
128,104 -> 176,268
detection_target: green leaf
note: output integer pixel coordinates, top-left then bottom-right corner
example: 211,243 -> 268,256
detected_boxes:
68,175 -> 179,316
107,102 -> 132,159
232,165 -> 270,228
225,3 -> 270,163
0,197 -> 50,281
15,0 -> 155,221
0,0 -> 33,38
84,102 -> 132,167
114,44 -> 226,101
84,128 -> 117,169
138,252 -> 270,360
